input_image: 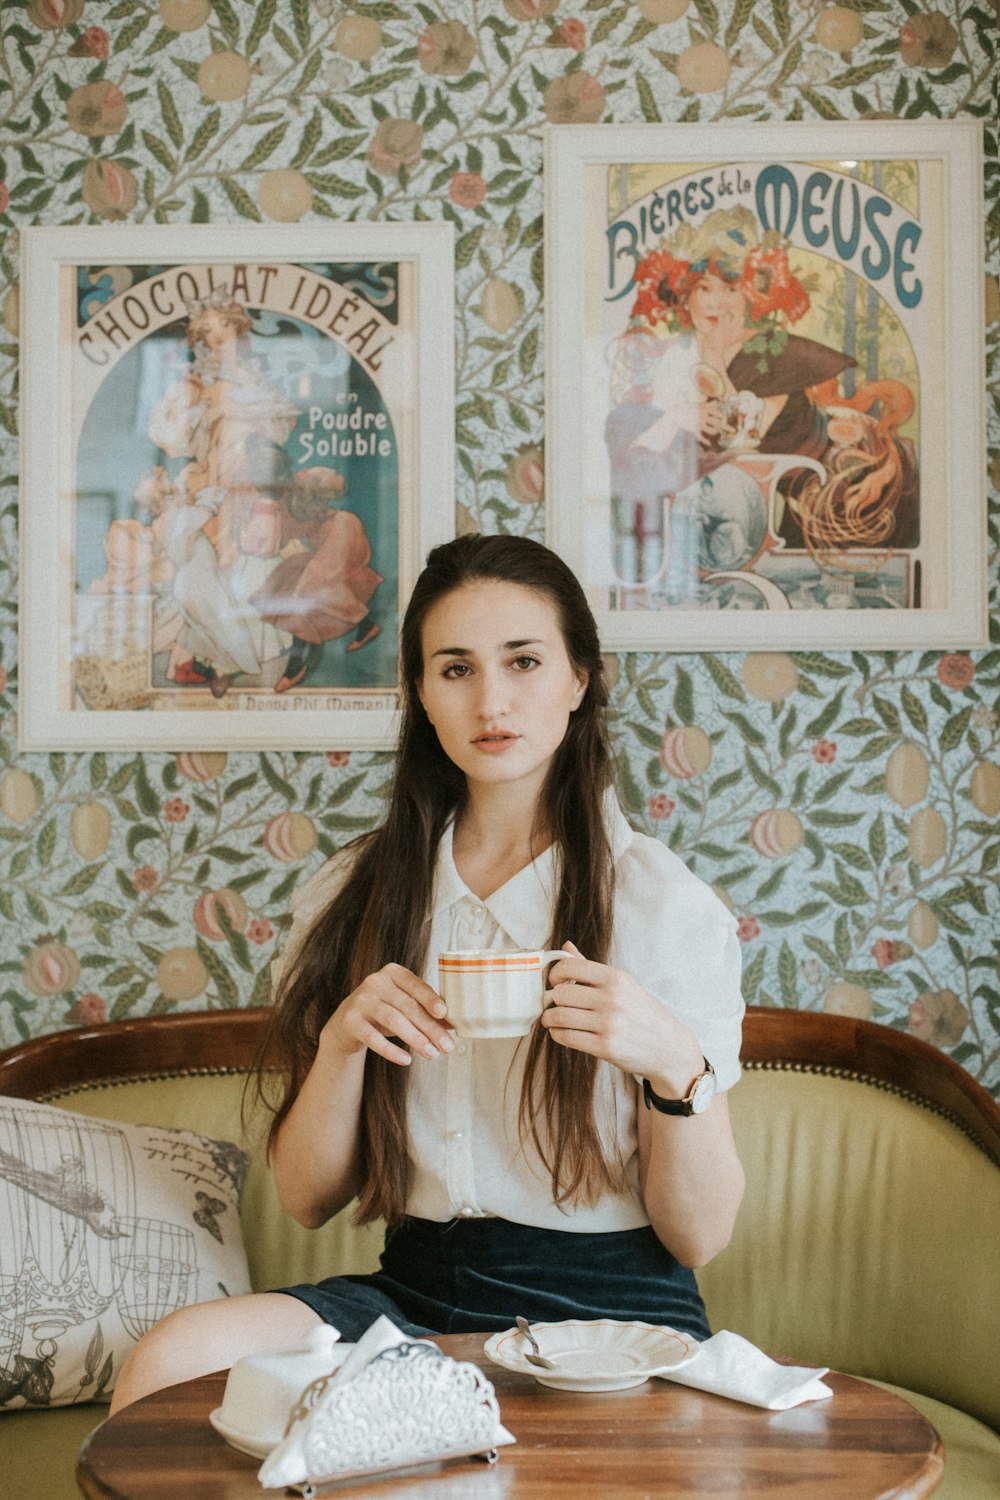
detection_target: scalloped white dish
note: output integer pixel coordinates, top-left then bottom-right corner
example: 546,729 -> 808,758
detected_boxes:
209,1408 -> 277,1459
484,1319 -> 694,1391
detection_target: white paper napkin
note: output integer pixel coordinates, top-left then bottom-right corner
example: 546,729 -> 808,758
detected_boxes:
320,1312 -> 417,1388
659,1330 -> 833,1410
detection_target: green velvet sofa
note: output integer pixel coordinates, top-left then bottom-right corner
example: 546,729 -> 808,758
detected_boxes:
1,1005 -> 998,1500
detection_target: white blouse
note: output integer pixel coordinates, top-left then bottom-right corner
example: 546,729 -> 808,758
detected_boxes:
273,797 -> 744,1233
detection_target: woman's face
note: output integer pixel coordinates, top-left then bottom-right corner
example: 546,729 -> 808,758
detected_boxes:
687,273 -> 748,344
417,581 -> 587,802
196,308 -> 239,354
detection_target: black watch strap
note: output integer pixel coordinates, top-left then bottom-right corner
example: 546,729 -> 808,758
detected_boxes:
642,1059 -> 714,1117
642,1076 -> 691,1115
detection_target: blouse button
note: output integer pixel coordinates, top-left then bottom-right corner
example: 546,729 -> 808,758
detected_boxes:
455,1043 -> 468,1056
447,1129 -> 464,1142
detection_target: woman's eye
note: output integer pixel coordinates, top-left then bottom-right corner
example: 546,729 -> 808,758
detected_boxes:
442,662 -> 470,678
512,654 -> 541,670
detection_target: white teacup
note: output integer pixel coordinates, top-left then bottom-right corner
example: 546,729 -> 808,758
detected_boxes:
438,949 -> 566,1039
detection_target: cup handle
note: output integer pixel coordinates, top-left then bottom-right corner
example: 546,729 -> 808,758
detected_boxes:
539,949 -> 569,972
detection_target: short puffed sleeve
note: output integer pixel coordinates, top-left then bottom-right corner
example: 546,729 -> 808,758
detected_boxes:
611,830 -> 745,1090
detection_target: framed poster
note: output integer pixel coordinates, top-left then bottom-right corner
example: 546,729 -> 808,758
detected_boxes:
545,121 -> 986,651
19,222 -> 454,750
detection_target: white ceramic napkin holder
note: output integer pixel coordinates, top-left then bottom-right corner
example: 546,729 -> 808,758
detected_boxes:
257,1317 -> 514,1493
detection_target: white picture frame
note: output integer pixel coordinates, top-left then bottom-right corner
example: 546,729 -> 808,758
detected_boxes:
545,120 -> 987,651
19,221 -> 454,750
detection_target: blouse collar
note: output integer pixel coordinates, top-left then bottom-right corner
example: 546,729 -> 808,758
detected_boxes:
429,793 -> 635,951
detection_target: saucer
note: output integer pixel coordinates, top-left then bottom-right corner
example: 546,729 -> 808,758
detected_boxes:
209,1408 -> 277,1459
484,1319 -> 693,1392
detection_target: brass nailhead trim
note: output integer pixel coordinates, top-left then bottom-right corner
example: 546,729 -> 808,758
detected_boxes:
37,1063 -> 272,1103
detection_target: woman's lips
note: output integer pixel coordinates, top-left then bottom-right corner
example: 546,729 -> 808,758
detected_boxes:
472,732 -> 518,753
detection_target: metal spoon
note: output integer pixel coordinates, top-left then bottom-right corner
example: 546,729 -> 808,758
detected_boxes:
515,1316 -> 558,1369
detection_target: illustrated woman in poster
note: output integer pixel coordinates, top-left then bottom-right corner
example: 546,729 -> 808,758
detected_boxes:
605,207 -> 919,586
149,299 -> 299,497
147,297 -> 383,693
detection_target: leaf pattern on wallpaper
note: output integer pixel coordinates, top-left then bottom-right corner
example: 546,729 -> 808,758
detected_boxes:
0,0 -> 997,1092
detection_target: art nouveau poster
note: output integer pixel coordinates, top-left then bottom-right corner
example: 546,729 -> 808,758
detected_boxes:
19,224 -> 453,749
546,122 -> 986,651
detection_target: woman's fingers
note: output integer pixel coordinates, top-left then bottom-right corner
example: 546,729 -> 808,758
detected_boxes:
546,952 -> 602,988
357,1025 -> 417,1068
542,1000 -> 602,1033
547,1032 -> 602,1057
543,1006 -> 642,1066
381,962 -> 448,1019
334,964 -> 454,1064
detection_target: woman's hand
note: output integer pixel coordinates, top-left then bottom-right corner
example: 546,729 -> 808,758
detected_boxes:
540,943 -> 704,1094
321,964 -> 455,1069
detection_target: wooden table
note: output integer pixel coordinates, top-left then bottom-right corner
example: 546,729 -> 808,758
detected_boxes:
77,1333 -> 943,1499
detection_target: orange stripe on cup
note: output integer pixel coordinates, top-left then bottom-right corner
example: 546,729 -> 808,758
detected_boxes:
439,954 -> 542,972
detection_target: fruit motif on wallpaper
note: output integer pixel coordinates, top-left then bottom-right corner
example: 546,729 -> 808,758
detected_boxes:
907,902 -> 938,951
970,762 -> 1000,818
748,810 -> 804,860
264,813 -> 318,864
193,889 -> 247,943
480,280 -> 523,335
81,160 -> 137,219
26,0 -> 85,29
822,982 -> 872,1020
908,808 -> 947,870
176,753 -> 228,784
158,0 -> 211,31
22,939 -> 82,999
70,803 -> 112,860
157,947 -> 209,1003
886,743 -> 929,809
0,770 -> 39,826
742,654 -> 798,703
615,636 -> 997,1076
65,80 -> 128,137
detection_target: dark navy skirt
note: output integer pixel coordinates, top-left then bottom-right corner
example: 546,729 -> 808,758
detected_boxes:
277,1215 -> 710,1342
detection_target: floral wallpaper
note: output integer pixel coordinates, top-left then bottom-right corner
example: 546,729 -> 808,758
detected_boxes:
0,0 -> 996,1098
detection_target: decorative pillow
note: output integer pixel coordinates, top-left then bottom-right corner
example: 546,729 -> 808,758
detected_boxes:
0,1096 -> 252,1410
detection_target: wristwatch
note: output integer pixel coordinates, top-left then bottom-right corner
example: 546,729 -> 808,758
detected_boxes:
642,1059 -> 716,1117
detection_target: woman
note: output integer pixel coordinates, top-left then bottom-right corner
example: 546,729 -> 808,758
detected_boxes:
149,299 -> 300,690
606,207 -> 919,578
110,533 -> 745,1411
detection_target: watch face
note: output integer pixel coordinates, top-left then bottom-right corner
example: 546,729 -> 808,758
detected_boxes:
690,1071 -> 717,1114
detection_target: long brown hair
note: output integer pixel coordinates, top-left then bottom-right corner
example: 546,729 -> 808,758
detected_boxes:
264,533 -> 620,1224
